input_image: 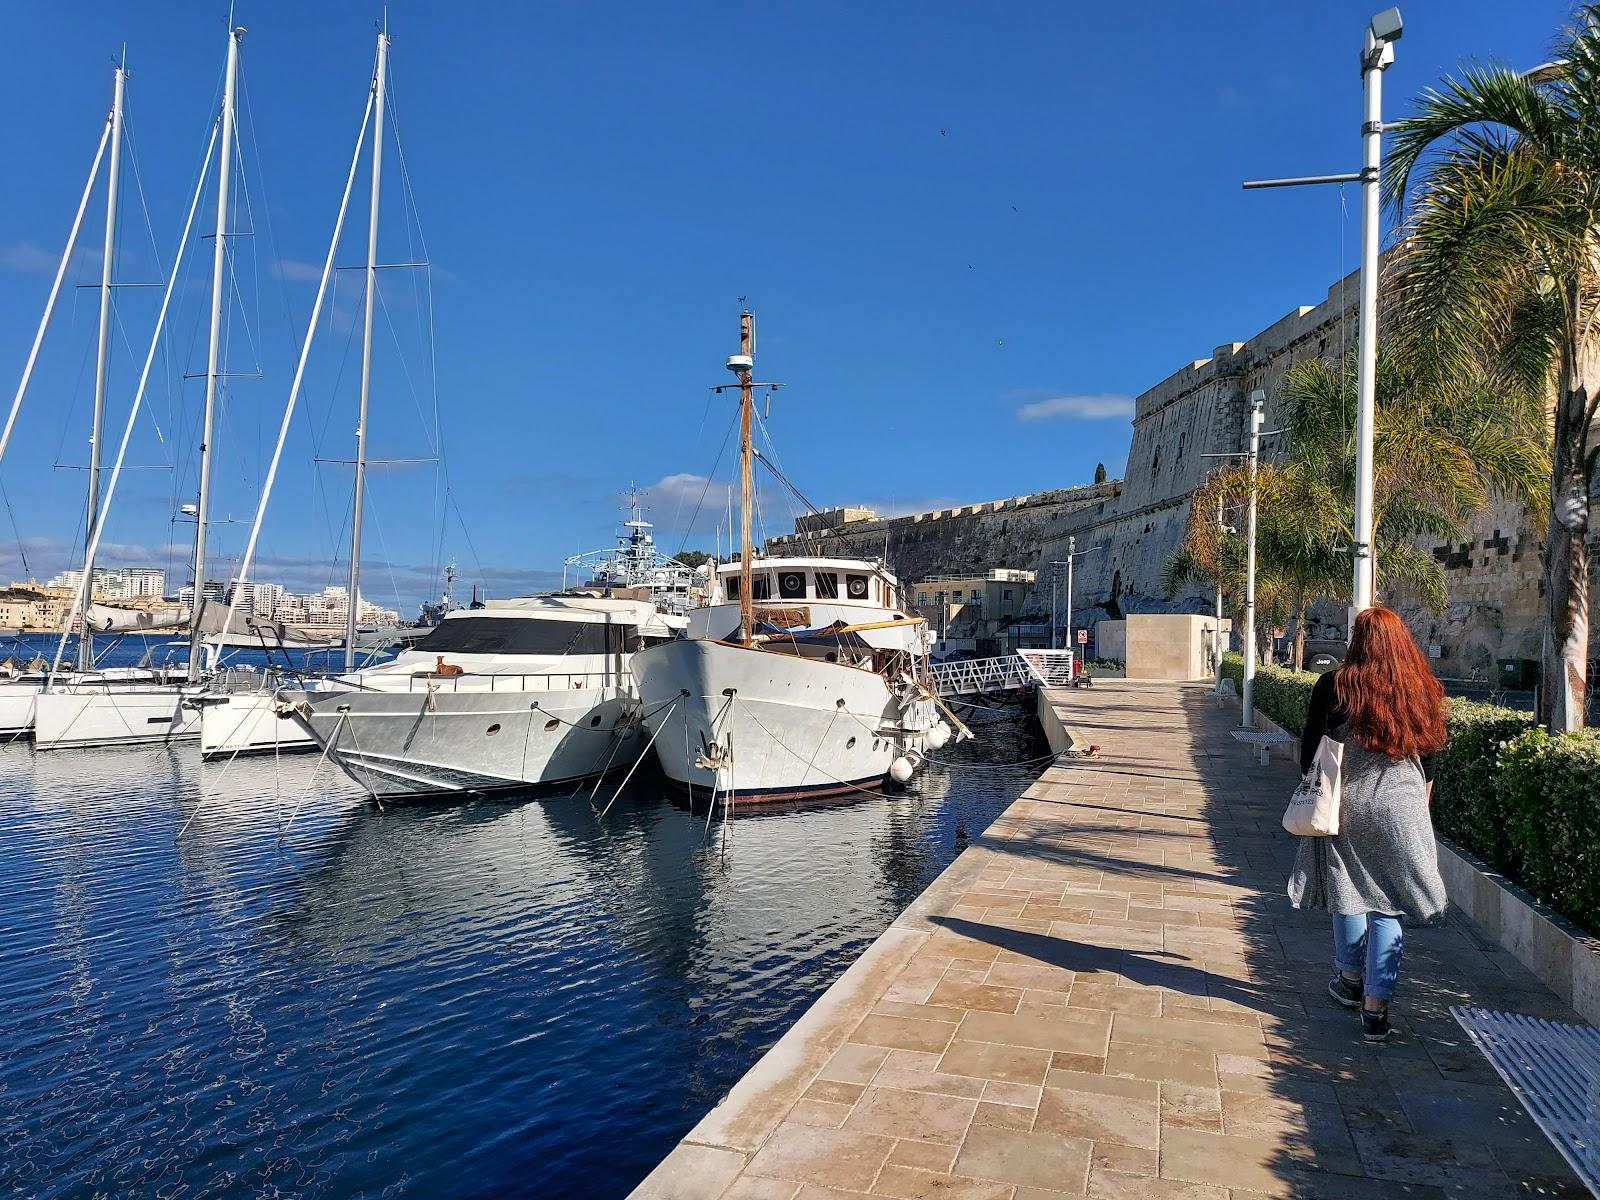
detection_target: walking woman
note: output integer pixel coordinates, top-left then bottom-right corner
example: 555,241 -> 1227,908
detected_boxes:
1288,606 -> 1449,1042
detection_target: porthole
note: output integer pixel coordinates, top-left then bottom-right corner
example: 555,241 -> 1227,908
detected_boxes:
544,718 -> 560,731
486,723 -> 502,736
846,737 -> 857,749
589,714 -> 603,727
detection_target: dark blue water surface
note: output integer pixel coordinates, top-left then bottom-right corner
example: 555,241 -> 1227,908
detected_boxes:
0,664 -> 1045,1200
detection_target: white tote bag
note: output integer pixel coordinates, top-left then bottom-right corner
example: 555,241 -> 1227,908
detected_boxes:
1282,735 -> 1343,837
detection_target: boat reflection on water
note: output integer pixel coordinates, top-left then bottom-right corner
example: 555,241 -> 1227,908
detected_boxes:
0,702 -> 1043,1198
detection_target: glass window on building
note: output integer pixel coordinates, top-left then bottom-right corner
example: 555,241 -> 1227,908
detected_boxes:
916,591 -> 928,605
971,589 -> 980,601
1003,589 -> 1013,601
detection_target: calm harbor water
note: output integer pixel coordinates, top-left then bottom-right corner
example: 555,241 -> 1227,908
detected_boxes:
0,682 -> 1045,1199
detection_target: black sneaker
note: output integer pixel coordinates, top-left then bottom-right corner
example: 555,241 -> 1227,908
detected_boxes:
1361,1006 -> 1391,1042
1328,975 -> 1363,1009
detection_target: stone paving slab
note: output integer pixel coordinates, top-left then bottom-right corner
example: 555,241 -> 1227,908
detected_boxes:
631,681 -> 1587,1200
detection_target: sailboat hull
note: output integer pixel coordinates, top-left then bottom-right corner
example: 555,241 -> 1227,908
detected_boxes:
0,680 -> 43,735
33,685 -> 202,750
631,639 -> 939,803
199,691 -> 317,758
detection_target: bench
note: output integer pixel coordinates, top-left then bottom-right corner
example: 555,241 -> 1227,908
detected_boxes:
1452,1006 -> 1600,1192
1232,728 -> 1294,766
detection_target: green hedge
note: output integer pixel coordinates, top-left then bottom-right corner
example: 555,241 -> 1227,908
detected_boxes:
1219,654 -> 1316,736
1219,653 -> 1600,932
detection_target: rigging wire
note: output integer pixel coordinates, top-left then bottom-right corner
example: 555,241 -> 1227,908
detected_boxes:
670,404 -> 740,561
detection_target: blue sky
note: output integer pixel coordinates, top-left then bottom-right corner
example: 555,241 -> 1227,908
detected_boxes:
0,2 -> 1569,613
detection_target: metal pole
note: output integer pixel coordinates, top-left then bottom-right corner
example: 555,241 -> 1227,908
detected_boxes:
1213,492 -> 1225,691
191,26 -> 242,682
1242,391 -> 1264,728
346,27 -> 388,671
0,121 -> 111,476
1050,570 -> 1058,650
1066,537 -> 1075,666
1352,21 -> 1394,630
79,65 -> 124,672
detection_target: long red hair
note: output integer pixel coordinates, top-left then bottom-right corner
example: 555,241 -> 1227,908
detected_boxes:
1334,607 -> 1447,760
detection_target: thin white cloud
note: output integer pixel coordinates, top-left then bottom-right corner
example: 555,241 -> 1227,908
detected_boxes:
0,241 -> 101,274
272,257 -> 325,283
1015,393 -> 1134,421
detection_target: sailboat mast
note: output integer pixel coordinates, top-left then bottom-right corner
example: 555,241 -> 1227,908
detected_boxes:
189,25 -> 243,683
79,64 -> 125,672
737,312 -> 755,645
345,26 -> 389,672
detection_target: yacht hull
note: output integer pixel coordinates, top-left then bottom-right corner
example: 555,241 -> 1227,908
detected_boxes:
631,639 -> 939,803
33,685 -> 202,750
283,686 -> 644,798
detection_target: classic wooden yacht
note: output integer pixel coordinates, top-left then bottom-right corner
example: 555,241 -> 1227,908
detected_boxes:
628,314 -> 956,804
277,596 -> 681,798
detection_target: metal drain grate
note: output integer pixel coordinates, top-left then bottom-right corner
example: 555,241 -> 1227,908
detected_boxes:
1451,1006 -> 1600,1194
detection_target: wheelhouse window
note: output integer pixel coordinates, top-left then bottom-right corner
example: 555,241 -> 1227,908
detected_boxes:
814,572 -> 840,599
415,617 -> 637,656
725,577 -> 741,600
752,574 -> 771,600
845,574 -> 870,600
778,570 -> 807,600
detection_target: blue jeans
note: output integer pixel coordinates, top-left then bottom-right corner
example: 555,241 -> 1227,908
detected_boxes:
1332,912 -> 1403,1001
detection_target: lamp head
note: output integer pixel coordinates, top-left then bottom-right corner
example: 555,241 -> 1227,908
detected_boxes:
1368,7 -> 1403,45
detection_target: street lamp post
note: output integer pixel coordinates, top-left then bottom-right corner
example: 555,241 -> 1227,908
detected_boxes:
1244,7 -> 1402,638
1213,492 -> 1226,691
1242,392 -> 1265,729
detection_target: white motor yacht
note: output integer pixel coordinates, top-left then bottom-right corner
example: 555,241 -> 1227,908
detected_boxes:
278,596 -> 682,798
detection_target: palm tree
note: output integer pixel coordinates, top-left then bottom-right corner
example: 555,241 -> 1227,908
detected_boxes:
1163,351 -> 1546,670
1385,6 -> 1600,730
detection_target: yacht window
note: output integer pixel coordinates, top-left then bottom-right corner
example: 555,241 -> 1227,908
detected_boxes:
725,577 -> 741,600
778,570 -> 807,599
414,616 -> 636,656
814,572 -> 840,599
845,574 -> 870,600
752,575 -> 771,600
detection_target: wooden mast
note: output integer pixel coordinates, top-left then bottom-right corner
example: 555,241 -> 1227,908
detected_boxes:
737,311 -> 755,645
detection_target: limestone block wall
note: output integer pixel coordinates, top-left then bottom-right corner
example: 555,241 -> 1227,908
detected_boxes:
1124,614 -> 1224,680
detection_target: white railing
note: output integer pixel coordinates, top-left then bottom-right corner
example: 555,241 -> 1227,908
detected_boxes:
928,654 -> 1036,698
1016,649 -> 1077,687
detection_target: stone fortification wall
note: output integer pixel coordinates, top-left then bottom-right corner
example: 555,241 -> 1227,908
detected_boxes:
1044,265 -> 1598,676
764,483 -> 1118,585
1038,271 -> 1363,629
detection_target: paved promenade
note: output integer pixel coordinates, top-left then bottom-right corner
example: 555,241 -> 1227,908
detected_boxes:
633,681 -> 1583,1199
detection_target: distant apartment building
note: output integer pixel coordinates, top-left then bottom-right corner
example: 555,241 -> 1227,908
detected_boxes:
46,566 -> 166,601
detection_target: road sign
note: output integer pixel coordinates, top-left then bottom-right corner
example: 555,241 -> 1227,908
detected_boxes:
1076,629 -> 1088,645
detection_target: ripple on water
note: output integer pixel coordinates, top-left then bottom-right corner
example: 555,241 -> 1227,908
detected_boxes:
0,703 -> 1046,1198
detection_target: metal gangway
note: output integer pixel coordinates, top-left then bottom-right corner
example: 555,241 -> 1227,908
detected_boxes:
928,649 -> 1076,699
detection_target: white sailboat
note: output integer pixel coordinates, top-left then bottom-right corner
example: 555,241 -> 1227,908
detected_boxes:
278,596 -> 681,797
34,27 -> 245,750
198,24 -> 432,759
629,313 -> 956,803
0,62 -> 177,737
